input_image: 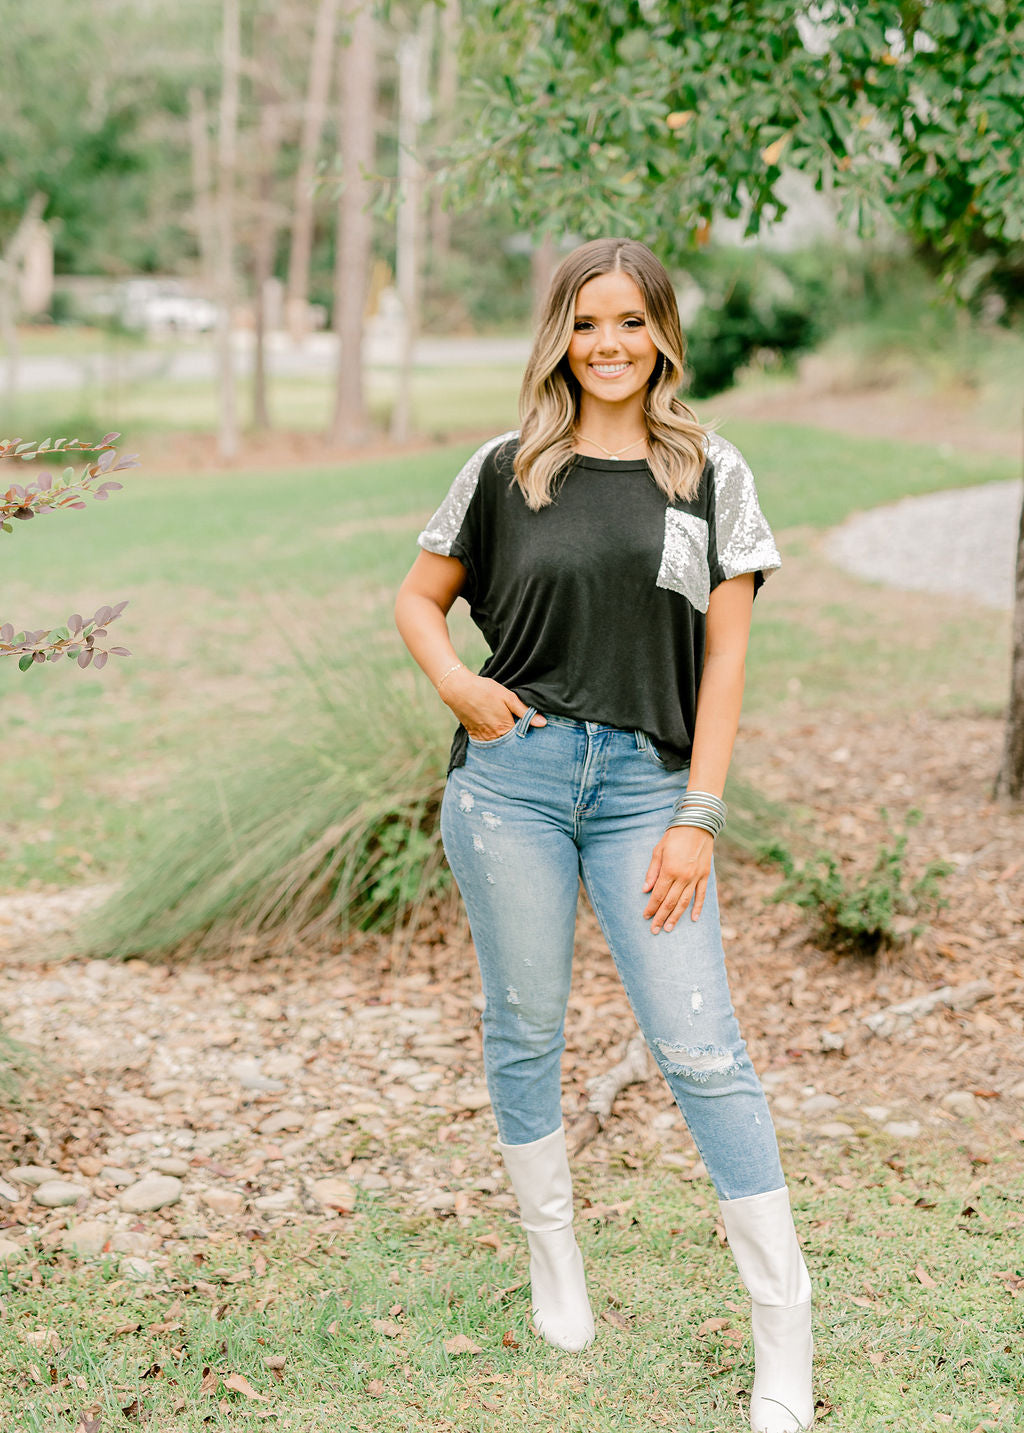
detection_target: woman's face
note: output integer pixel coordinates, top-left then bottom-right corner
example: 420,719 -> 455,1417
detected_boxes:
566,271 -> 660,407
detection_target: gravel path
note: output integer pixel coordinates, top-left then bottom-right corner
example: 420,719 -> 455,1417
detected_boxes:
825,479 -> 1022,610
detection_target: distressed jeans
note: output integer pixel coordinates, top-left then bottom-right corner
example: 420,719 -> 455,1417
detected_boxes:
439,709 -> 786,1201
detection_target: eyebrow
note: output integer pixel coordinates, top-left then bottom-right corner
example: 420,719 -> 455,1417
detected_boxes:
573,310 -> 645,319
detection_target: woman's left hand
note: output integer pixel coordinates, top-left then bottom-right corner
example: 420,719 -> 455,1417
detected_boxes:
642,825 -> 714,933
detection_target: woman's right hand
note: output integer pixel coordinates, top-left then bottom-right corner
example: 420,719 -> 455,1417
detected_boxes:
440,669 -> 546,741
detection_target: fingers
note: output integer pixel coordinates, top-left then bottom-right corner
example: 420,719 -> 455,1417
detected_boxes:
642,851 -> 662,893
644,867 -> 710,933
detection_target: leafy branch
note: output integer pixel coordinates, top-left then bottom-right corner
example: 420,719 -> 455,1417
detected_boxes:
2,433 -> 139,673
1,432 -> 139,533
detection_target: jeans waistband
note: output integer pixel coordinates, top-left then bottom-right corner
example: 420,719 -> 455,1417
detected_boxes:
534,711 -> 648,748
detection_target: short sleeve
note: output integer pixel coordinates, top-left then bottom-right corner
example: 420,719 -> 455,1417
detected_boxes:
705,434 -> 781,598
417,432 -> 517,603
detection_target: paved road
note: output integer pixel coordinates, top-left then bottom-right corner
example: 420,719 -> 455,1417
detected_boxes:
4,331 -> 531,394
825,479 -> 1022,610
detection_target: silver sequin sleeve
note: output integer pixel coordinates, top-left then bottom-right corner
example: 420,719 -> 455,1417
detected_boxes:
706,432 -> 782,584
417,430 -> 519,556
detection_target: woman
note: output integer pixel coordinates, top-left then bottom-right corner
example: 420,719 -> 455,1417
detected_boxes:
393,238 -> 814,1433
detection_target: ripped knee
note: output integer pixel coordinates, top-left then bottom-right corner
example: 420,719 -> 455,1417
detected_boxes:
654,1038 -> 740,1083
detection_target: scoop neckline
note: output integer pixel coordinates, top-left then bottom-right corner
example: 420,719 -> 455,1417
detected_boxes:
569,451 -> 652,471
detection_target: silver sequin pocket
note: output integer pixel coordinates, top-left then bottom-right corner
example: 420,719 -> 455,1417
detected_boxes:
655,509 -> 710,612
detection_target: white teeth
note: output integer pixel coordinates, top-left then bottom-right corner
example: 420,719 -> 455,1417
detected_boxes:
592,363 -> 629,374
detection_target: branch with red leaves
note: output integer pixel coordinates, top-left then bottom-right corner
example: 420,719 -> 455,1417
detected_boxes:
1,434 -> 139,673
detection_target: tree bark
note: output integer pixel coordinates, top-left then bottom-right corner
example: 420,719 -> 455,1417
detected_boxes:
285,0 -> 339,344
188,87 -> 217,294
251,12 -> 284,433
531,231 -> 559,327
329,0 -> 376,447
216,0 -> 241,461
0,192 -> 47,411
995,450 -> 1024,801
390,8 -> 433,444
427,0 -> 460,268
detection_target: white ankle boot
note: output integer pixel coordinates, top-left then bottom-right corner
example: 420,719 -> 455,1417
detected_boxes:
496,1123 -> 595,1352
718,1186 -> 814,1432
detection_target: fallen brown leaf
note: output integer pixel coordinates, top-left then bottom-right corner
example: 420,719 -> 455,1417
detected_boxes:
444,1333 -> 482,1355
913,1265 -> 938,1288
697,1317 -> 731,1337
223,1371 -> 269,1401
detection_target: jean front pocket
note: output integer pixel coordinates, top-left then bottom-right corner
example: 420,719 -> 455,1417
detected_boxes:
634,728 -> 671,770
467,705 -> 538,748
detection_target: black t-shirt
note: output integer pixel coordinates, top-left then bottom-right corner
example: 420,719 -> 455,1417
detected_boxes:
417,430 -> 781,775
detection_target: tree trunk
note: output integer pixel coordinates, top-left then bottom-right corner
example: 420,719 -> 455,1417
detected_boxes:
427,0 -> 460,268
188,87 -> 217,293
0,193 -> 47,412
390,8 -> 434,444
531,230 -> 559,326
995,452 -> 1024,801
285,0 -> 339,344
216,0 -> 241,461
252,13 -> 284,433
329,0 -> 376,447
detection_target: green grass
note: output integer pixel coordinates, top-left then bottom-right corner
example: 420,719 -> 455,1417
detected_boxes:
0,419 -> 1014,890
1,1135 -> 1021,1431
0,363 -> 525,443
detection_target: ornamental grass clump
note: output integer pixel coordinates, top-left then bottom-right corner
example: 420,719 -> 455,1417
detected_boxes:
763,807 -> 953,955
81,652 -> 455,962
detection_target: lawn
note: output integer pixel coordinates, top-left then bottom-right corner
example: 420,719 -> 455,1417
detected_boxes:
1,1136 -> 1020,1431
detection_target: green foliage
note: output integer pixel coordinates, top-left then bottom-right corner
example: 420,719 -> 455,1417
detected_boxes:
449,0 -> 1024,304
763,809 -> 954,954
81,651 -> 457,962
1,434 -> 138,671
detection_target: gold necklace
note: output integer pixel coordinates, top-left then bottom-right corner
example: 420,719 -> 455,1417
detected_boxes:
574,433 -> 648,460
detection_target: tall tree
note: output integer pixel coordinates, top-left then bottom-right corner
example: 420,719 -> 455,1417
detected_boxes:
216,0 -> 242,460
285,0 -> 340,343
390,3 -> 434,443
330,0 -> 377,446
447,0 -> 1024,797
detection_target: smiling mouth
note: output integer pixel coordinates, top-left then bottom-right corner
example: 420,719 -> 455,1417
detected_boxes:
590,362 -> 631,376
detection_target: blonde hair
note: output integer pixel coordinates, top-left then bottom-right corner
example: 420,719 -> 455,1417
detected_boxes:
513,238 -> 708,511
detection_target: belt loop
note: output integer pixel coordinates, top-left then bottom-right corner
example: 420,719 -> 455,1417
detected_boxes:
516,705 -> 537,737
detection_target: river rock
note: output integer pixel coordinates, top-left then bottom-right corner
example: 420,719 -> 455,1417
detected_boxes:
8,1165 -> 61,1188
98,1166 -> 136,1186
309,1178 -> 357,1213
118,1175 -> 182,1213
257,1110 -> 306,1136
0,1237 -> 25,1263
941,1090 -> 980,1119
883,1120 -> 921,1139
801,1094 -> 841,1116
120,1256 -> 155,1280
818,1122 -> 856,1139
200,1189 -> 246,1216
0,1177 -> 21,1202
110,1231 -> 156,1256
150,1156 -> 190,1177
63,1222 -> 111,1256
34,1180 -> 89,1208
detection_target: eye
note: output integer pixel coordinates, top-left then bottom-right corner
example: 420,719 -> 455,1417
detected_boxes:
623,317 -> 645,327
573,320 -> 593,331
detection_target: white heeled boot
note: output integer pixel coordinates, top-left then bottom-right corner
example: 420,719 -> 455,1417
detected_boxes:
496,1123 -> 596,1352
718,1186 -> 814,1433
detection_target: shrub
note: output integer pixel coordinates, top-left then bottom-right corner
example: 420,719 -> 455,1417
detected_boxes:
762,808 -> 953,954
81,651 -> 456,963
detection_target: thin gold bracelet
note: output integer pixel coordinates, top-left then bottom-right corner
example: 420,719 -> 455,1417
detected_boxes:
436,661 -> 464,692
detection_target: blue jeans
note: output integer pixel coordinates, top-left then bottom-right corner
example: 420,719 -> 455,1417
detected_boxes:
439,709 -> 786,1201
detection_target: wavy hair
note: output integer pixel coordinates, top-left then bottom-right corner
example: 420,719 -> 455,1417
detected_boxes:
513,238 -> 709,510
